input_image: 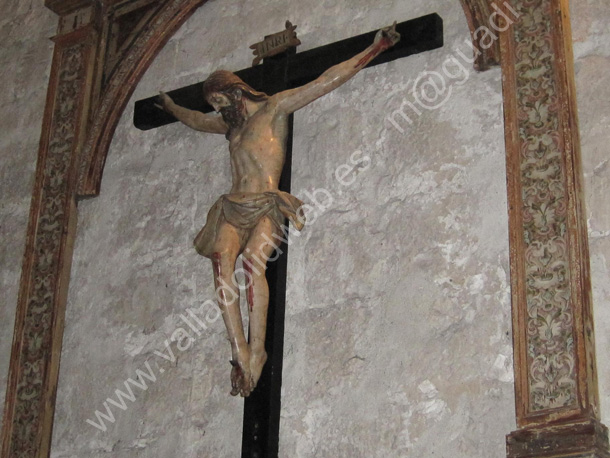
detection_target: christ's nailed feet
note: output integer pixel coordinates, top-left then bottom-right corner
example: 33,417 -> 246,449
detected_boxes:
230,359 -> 254,397
249,350 -> 268,390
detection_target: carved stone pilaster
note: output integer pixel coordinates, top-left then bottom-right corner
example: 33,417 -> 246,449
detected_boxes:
501,0 -> 608,455
0,20 -> 97,458
2,1 -> 208,456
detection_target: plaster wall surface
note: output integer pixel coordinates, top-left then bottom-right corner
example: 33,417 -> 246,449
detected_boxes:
571,0 -> 610,428
0,0 -> 57,427
49,1 -> 515,456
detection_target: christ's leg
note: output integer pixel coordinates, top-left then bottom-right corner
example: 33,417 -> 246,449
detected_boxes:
211,222 -> 252,397
242,216 -> 279,388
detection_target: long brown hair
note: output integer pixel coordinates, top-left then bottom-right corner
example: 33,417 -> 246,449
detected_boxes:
203,70 -> 268,102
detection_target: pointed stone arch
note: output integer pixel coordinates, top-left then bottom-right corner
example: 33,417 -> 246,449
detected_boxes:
458,0 -> 501,70
77,0 -> 207,197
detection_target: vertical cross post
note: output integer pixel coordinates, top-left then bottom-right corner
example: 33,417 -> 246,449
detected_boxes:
240,48 -> 295,458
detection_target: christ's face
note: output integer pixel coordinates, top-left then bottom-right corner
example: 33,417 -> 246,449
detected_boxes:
206,92 -> 231,113
208,91 -> 247,131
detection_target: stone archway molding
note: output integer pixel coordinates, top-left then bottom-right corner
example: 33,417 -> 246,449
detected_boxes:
77,0 -> 206,197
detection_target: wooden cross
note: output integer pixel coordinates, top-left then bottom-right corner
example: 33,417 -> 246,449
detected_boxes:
133,14 -> 442,458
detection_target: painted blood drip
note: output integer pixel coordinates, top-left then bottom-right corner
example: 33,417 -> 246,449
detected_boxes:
356,48 -> 377,68
355,41 -> 387,68
212,252 -> 227,304
243,259 -> 255,312
212,252 -> 222,279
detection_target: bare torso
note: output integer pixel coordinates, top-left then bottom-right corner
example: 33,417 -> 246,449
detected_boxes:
227,100 -> 288,194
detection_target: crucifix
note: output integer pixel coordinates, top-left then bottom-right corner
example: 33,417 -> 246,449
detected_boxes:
134,14 -> 442,457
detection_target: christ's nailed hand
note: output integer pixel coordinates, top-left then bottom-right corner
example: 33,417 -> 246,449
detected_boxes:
154,91 -> 173,112
375,22 -> 400,49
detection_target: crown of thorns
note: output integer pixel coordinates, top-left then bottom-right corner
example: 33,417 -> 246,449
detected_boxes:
203,70 -> 268,101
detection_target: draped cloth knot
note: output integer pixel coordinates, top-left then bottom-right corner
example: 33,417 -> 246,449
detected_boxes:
194,191 -> 306,258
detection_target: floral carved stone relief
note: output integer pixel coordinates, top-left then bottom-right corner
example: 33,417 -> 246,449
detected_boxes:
10,41 -> 86,455
512,0 -> 577,412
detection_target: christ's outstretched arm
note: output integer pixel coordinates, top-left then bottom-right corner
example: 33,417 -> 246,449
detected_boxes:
156,91 -> 228,134
273,23 -> 400,114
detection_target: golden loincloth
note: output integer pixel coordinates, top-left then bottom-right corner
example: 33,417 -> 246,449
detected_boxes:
194,191 -> 306,258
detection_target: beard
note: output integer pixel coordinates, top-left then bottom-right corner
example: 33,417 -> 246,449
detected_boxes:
219,98 -> 246,132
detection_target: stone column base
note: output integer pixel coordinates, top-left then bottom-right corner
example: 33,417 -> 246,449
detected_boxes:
507,420 -> 610,458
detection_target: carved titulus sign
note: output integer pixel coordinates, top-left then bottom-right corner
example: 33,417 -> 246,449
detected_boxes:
250,20 -> 301,65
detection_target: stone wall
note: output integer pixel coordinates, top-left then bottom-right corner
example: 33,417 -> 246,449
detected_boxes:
0,0 -> 57,427
571,0 -> 610,427
0,0 -> 607,457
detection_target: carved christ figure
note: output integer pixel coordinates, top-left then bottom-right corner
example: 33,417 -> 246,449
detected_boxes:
159,24 -> 400,397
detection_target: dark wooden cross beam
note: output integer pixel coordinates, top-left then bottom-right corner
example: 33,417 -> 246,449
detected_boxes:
134,14 -> 442,458
134,14 -> 442,130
